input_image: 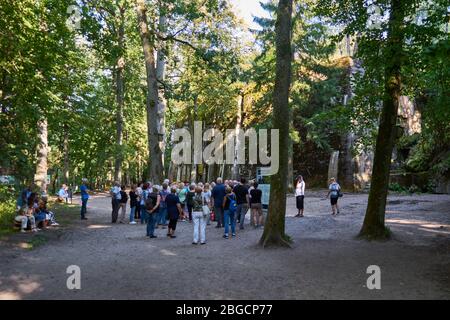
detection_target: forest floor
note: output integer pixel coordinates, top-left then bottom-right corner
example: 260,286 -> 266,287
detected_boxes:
0,191 -> 449,300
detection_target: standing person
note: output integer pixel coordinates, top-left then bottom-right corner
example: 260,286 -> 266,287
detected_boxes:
158,183 -> 170,228
129,185 -> 138,224
250,182 -> 263,228
202,183 -> 212,225
211,177 -> 226,228
177,182 -> 188,221
192,187 -> 207,245
140,183 -> 149,224
135,183 -> 143,221
185,184 -> 196,223
326,178 -> 341,216
166,187 -> 183,238
222,186 -> 237,239
57,184 -> 68,203
233,178 -> 250,230
295,175 -> 305,217
118,185 -> 128,223
145,186 -> 160,238
110,182 -> 122,223
80,179 -> 89,220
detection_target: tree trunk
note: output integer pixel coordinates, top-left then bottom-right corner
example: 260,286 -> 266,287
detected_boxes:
34,118 -> 48,193
287,107 -> 294,192
136,0 -> 164,183
156,12 -> 167,172
359,0 -> 405,240
259,0 -> 293,248
232,92 -> 244,180
114,8 -> 126,183
63,123 -> 69,184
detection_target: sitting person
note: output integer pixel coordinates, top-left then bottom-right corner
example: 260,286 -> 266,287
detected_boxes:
35,200 -> 59,228
15,196 -> 39,233
57,184 -> 68,202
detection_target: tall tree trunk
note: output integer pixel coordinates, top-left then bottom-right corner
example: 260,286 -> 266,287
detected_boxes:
259,0 -> 293,248
232,92 -> 244,180
359,0 -> 405,239
156,12 -> 167,173
287,107 -> 294,192
63,123 -> 69,184
136,0 -> 164,183
114,8 -> 126,183
34,118 -> 48,193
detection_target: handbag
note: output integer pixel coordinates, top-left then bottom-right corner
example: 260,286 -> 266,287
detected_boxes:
202,196 -> 210,218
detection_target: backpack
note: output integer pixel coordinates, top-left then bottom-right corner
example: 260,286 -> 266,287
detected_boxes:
228,194 -> 237,214
144,191 -> 154,210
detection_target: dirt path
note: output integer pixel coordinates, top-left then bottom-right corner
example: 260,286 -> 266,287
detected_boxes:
0,191 -> 449,300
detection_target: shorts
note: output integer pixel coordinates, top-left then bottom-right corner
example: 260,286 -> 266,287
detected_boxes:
296,195 -> 304,210
251,203 -> 263,213
330,197 -> 338,205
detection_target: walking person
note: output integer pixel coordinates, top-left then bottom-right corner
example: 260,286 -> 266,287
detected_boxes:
295,175 -> 305,217
326,178 -> 341,216
166,187 -> 183,238
250,182 -> 263,228
158,183 -> 170,228
110,182 -> 122,223
80,179 -> 89,220
129,185 -> 138,224
211,177 -> 226,228
192,187 -> 207,245
222,186 -> 237,239
233,177 -> 250,230
145,186 -> 160,238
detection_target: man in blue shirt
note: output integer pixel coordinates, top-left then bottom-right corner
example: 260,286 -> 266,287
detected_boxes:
80,178 -> 89,220
211,177 -> 226,228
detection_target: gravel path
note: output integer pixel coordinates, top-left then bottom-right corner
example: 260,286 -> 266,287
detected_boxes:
0,191 -> 449,300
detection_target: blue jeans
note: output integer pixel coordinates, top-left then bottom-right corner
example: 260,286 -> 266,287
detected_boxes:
146,211 -> 156,236
224,210 -> 236,235
81,198 -> 88,218
130,206 -> 136,223
140,204 -> 147,224
158,207 -> 167,225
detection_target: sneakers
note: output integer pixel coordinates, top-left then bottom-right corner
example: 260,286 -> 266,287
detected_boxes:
192,242 -> 198,245
200,242 -> 206,245
232,233 -> 236,237
20,229 -> 27,233
149,235 -> 157,238
223,234 -> 229,239
170,235 -> 177,239
129,221 -> 137,225
51,222 -> 59,226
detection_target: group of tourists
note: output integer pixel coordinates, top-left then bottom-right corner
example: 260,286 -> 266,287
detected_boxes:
104,177 -> 264,245
15,184 -> 59,233
294,176 -> 342,217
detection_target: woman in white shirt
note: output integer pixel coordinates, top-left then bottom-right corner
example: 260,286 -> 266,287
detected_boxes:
295,176 -> 305,217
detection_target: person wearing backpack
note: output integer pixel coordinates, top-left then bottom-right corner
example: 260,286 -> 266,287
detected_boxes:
326,177 -> 341,216
185,184 -> 196,223
145,186 -> 161,238
118,185 -> 128,224
110,182 -> 122,223
158,183 -> 170,228
222,186 -> 237,239
192,187 -> 207,245
139,183 -> 149,224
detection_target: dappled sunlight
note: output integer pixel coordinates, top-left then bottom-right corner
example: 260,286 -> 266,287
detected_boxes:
387,218 -> 450,235
0,275 -> 42,300
160,249 -> 177,256
87,224 -> 111,229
